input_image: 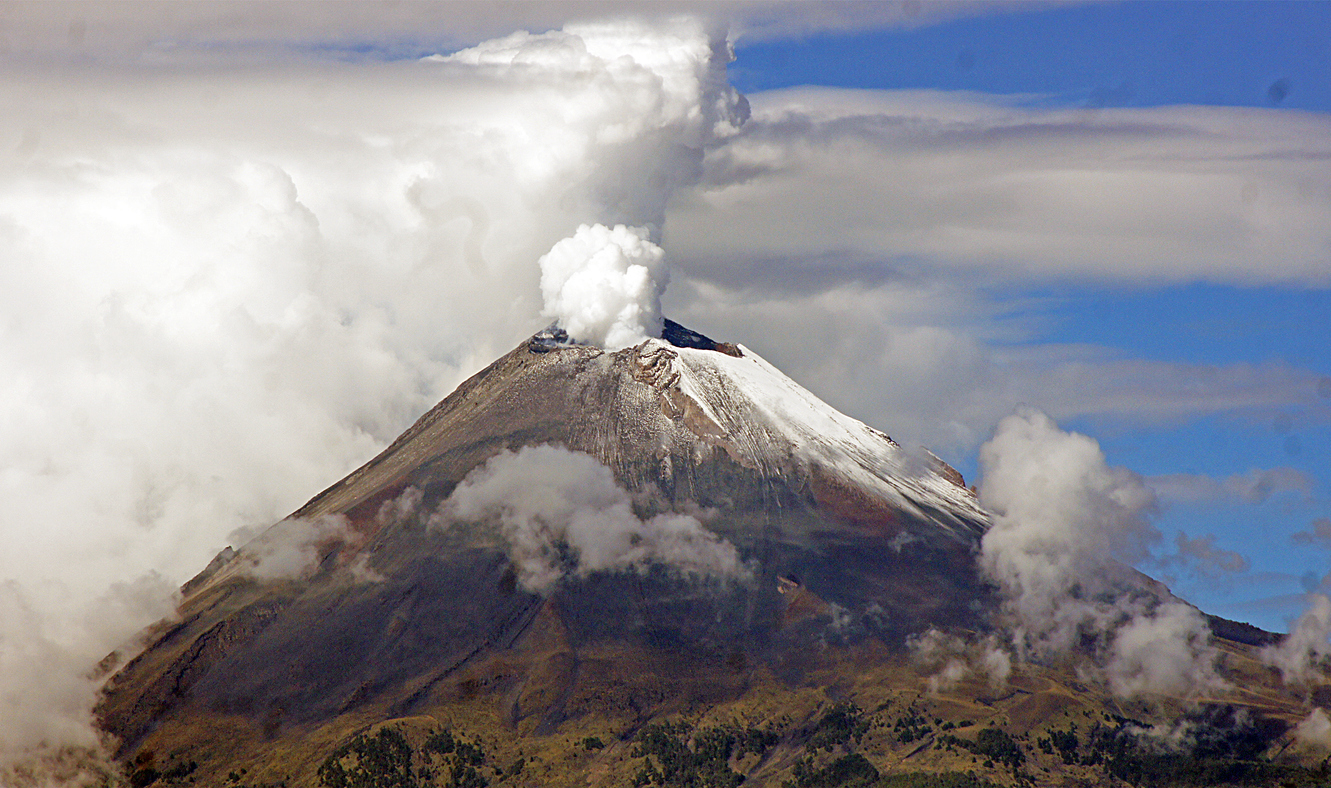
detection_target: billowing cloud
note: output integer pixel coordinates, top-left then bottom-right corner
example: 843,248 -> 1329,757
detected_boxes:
435,18 -> 747,348
979,408 -> 1160,649
978,409 -> 1224,698
1106,602 -> 1223,698
0,16 -> 747,770
442,444 -> 749,591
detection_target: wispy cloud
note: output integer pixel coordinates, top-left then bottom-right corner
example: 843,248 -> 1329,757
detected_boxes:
669,88 -> 1331,286
1149,467 -> 1315,504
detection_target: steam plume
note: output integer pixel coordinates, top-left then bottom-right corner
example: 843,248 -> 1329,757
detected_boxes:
908,628 -> 1012,693
441,18 -> 748,348
1261,594 -> 1331,684
539,224 -> 667,349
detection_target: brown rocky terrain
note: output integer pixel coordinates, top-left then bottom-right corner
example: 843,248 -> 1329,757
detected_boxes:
96,322 -> 1331,788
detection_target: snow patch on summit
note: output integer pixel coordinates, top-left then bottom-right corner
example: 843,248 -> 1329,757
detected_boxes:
633,338 -> 987,540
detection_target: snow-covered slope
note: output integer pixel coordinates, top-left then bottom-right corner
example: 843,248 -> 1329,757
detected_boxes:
276,319 -> 988,553
632,336 -> 987,542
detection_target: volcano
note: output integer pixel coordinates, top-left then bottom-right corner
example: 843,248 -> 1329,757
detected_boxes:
97,322 -> 1323,788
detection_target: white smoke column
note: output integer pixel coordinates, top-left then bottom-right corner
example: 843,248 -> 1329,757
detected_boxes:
979,408 -> 1222,698
443,19 -> 747,349
539,223 -> 667,349
443,444 -> 747,591
1261,593 -> 1331,684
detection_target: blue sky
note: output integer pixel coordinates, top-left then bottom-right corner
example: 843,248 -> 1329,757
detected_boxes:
733,1 -> 1331,111
726,1 -> 1331,631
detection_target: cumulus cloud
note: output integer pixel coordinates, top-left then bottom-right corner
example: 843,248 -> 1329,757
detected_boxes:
1106,602 -> 1224,698
978,409 -> 1223,698
1261,594 -> 1331,684
539,223 -> 667,349
442,444 -> 748,591
979,409 -> 1160,649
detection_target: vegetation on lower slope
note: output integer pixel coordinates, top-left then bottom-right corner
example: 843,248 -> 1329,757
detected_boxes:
111,635 -> 1331,788
115,704 -> 1331,788
163,703 -> 1291,788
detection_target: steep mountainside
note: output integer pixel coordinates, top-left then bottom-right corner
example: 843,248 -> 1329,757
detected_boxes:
96,322 -> 1326,788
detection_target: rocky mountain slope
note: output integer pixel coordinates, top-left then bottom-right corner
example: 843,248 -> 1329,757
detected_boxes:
96,322 -> 1328,788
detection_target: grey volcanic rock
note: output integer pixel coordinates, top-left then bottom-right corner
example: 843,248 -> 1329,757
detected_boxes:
98,321 -> 996,756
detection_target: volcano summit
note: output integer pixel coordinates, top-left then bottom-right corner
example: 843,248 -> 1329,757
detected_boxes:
97,322 -> 1325,788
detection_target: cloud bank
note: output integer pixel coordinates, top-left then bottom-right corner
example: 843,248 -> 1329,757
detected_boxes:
0,2 -> 1014,64
664,86 -> 1331,452
0,16 -> 746,772
670,88 -> 1331,287
443,445 -> 748,591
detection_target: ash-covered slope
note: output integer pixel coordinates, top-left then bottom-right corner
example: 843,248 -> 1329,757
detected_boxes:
97,320 -> 998,772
